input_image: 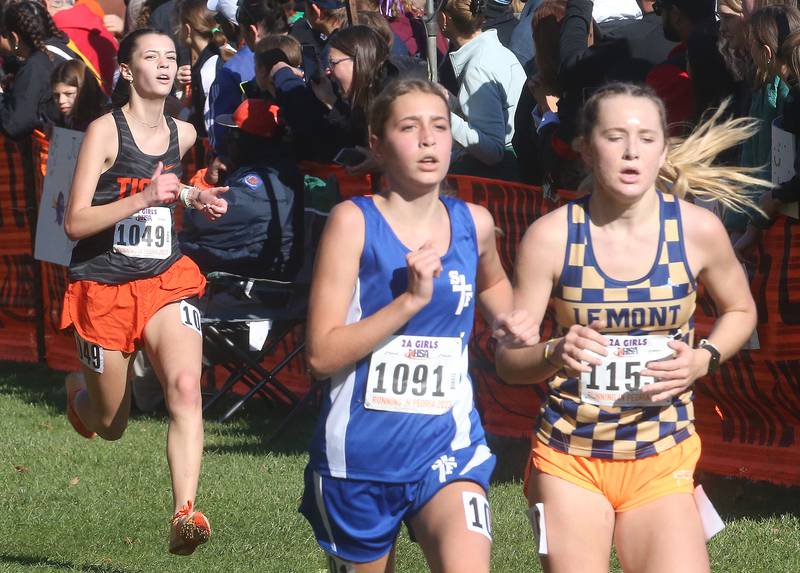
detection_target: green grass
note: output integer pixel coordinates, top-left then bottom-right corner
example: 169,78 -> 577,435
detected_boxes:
0,362 -> 798,572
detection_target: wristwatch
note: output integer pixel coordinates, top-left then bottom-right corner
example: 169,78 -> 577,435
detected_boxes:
698,339 -> 721,375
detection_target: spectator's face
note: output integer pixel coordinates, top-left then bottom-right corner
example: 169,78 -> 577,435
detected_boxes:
122,34 -> 178,99
581,95 -> 667,201
719,5 -> 746,50
661,6 -> 682,42
52,82 -> 78,116
326,47 -> 354,98
371,91 -> 452,193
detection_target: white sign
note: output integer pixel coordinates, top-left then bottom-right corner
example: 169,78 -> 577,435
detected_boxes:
34,127 -> 83,266
772,117 -> 799,219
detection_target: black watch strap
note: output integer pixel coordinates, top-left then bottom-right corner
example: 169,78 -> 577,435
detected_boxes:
698,339 -> 721,375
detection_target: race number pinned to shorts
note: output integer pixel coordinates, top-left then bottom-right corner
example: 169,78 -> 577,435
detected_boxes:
74,333 -> 104,373
364,335 -> 462,415
527,503 -> 548,555
113,206 -> 171,259
179,299 -> 202,336
463,491 -> 492,541
580,334 -> 675,407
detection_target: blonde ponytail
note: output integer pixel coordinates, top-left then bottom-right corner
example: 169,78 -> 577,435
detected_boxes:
659,103 -> 773,213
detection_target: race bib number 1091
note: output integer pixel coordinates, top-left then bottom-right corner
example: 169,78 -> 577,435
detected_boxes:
580,334 -> 674,407
365,335 -> 462,415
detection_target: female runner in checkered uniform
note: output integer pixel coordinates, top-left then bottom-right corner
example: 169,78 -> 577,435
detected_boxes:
301,78 -> 536,572
496,83 -> 767,573
60,29 -> 228,555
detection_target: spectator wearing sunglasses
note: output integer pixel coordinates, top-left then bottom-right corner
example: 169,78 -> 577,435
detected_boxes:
645,0 -> 719,127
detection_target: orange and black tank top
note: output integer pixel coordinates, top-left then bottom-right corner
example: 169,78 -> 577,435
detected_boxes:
538,191 -> 697,460
68,108 -> 182,284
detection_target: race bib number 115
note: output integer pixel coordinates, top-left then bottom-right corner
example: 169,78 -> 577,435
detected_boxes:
580,334 -> 674,407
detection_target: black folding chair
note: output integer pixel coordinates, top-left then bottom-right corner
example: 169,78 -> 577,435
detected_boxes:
198,172 -> 337,426
200,272 -> 308,422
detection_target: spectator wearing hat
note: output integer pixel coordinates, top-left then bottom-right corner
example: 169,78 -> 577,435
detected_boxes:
304,0 -> 347,40
604,0 -> 677,73
483,0 -> 518,48
46,0 -> 119,94
181,98 -> 301,280
645,0 -> 719,126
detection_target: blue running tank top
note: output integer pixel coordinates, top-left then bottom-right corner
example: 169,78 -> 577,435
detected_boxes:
308,195 -> 487,482
540,191 -> 697,460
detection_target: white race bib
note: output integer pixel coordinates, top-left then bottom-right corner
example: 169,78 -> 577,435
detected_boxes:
580,334 -> 674,407
365,335 -> 462,415
113,207 -> 171,259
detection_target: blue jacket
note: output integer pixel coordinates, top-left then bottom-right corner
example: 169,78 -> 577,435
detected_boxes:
180,165 -> 298,279
207,45 -> 255,154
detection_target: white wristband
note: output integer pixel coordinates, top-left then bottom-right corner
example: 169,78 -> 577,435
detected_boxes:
179,185 -> 196,209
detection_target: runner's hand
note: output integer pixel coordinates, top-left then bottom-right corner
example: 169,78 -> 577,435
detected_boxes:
195,186 -> 229,221
493,310 -> 539,348
639,340 -> 708,402
142,161 -> 180,206
554,320 -> 608,376
405,241 -> 442,311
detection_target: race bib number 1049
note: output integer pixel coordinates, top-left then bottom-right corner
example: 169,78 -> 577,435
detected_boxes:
580,334 -> 674,407
113,207 -> 171,259
365,335 -> 463,415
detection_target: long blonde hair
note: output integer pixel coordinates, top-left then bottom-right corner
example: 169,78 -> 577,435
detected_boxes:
578,83 -> 772,213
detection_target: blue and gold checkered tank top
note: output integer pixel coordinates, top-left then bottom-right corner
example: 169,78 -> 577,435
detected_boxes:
538,191 -> 697,460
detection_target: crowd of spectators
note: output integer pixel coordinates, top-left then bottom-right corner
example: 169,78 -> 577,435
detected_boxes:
0,0 -> 799,274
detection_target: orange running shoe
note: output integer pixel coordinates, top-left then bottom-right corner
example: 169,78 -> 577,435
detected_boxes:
169,500 -> 211,555
65,372 -> 95,439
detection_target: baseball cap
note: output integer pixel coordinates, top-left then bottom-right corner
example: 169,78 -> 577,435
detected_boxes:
654,0 -> 715,19
308,0 -> 346,10
216,99 -> 280,138
207,0 -> 238,24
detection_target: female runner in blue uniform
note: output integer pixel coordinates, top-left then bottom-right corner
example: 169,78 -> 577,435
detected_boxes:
497,83 -> 767,573
301,78 -> 536,572
61,29 -> 228,555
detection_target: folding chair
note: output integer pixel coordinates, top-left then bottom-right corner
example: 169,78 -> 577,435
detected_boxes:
200,272 -> 308,422
198,172 -> 338,424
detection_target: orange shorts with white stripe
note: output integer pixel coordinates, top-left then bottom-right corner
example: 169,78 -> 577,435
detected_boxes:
524,432 -> 701,513
60,255 -> 205,354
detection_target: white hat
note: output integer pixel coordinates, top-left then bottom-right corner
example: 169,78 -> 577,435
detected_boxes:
207,0 -> 238,25
592,0 -> 641,23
